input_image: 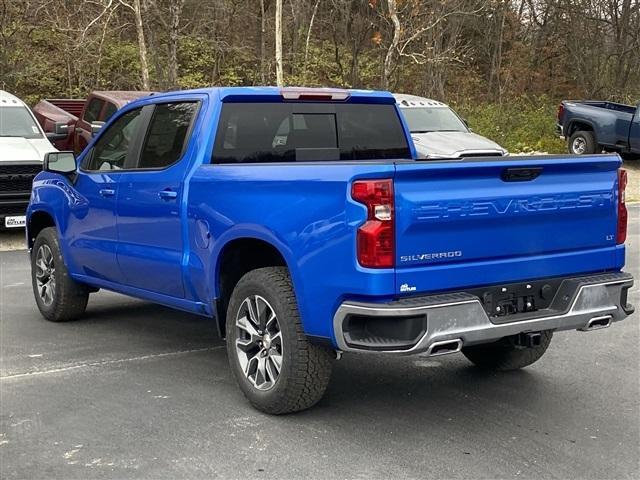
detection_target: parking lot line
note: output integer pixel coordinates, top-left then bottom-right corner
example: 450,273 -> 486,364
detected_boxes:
0,346 -> 223,381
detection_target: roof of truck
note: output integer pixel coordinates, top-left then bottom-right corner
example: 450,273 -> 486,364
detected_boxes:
393,93 -> 447,108
91,90 -> 155,105
141,86 -> 396,104
0,90 -> 27,107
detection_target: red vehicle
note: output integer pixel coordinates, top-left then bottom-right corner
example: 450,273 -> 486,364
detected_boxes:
33,91 -> 152,154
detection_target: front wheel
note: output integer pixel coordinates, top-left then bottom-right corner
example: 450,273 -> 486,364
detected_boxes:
31,227 -> 89,322
462,331 -> 553,371
226,267 -> 333,414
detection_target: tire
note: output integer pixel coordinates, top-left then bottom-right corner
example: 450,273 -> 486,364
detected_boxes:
462,330 -> 553,371
226,267 -> 333,414
31,227 -> 89,322
568,130 -> 597,155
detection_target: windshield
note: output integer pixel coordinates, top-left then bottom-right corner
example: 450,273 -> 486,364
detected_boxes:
0,106 -> 43,139
401,106 -> 468,133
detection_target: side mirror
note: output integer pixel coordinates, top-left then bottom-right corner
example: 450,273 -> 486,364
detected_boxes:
45,122 -> 69,141
44,151 -> 76,175
91,121 -> 105,136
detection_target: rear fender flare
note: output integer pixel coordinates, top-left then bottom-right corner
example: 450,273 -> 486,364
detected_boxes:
209,225 -> 306,310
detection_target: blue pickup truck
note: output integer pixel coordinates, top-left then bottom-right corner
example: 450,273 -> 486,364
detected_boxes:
27,87 -> 634,414
557,100 -> 640,158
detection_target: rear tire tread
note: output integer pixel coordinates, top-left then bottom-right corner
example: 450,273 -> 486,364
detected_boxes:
226,267 -> 332,414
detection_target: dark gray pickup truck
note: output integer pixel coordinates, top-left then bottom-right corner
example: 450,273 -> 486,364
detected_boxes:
557,100 -> 640,159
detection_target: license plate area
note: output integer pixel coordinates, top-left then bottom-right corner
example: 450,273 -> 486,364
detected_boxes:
4,215 -> 26,228
467,278 -> 565,321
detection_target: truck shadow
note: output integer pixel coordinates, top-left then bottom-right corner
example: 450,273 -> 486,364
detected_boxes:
72,295 -> 583,437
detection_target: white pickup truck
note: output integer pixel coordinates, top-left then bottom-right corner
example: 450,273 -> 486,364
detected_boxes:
0,91 -> 60,229
394,93 -> 508,159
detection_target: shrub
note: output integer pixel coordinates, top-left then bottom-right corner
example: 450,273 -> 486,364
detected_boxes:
452,97 -> 567,154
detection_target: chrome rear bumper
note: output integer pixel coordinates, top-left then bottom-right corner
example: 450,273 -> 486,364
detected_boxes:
333,272 -> 634,355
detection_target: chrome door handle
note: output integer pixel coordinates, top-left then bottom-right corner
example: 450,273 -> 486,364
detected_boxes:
99,188 -> 115,197
158,190 -> 178,200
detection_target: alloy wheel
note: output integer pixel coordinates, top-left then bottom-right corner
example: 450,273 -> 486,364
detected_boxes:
35,244 -> 56,306
235,295 -> 283,391
572,136 -> 586,154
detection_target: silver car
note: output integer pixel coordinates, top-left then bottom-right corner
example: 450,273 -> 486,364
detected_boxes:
394,94 -> 508,159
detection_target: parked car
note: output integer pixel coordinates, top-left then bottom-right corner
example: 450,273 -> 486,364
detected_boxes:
27,87 -> 634,414
0,91 -> 61,229
394,93 -> 508,158
557,100 -> 640,158
33,90 -> 152,154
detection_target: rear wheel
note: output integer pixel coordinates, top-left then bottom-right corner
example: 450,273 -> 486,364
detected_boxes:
568,130 -> 597,155
226,267 -> 333,414
31,227 -> 89,322
462,331 -> 553,371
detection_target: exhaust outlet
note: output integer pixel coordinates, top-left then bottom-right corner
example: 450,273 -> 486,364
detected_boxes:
427,339 -> 463,357
579,315 -> 613,331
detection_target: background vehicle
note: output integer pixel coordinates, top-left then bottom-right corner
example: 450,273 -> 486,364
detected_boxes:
27,87 -> 633,414
557,100 -> 640,158
394,93 -> 508,158
33,90 -> 152,154
0,91 -> 59,229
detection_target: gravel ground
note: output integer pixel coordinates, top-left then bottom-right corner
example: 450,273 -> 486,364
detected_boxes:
624,160 -> 640,202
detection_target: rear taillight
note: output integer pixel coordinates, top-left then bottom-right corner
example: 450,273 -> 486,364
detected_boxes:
557,103 -> 565,122
351,179 -> 394,268
617,169 -> 628,244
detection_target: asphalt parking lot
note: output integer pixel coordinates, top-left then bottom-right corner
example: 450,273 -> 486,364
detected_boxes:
1,206 -> 638,480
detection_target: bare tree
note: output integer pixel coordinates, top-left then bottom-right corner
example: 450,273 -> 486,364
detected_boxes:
118,0 -> 150,89
302,0 -> 320,84
167,0 -> 185,88
382,0 -> 400,89
275,0 -> 283,86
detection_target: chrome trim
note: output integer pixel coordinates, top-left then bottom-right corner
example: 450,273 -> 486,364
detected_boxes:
578,314 -> 613,331
426,339 -> 463,357
333,273 -> 633,355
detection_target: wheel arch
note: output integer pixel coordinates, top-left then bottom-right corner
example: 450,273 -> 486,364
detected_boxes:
567,119 -> 598,145
213,235 -> 295,338
27,209 -> 56,250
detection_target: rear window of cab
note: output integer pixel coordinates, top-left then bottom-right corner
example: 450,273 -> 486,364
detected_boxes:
212,103 -> 410,163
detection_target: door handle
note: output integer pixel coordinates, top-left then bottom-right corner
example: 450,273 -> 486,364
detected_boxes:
99,188 -> 115,197
158,190 -> 178,200
501,167 -> 543,182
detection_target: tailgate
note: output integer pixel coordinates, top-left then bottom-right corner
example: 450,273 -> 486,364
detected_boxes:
394,154 -> 623,294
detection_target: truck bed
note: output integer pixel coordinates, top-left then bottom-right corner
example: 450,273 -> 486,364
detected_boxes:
33,99 -> 84,124
570,100 -> 636,115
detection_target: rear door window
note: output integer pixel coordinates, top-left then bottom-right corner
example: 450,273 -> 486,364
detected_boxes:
102,102 -> 118,122
213,103 -> 409,163
84,98 -> 104,123
137,102 -> 197,169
